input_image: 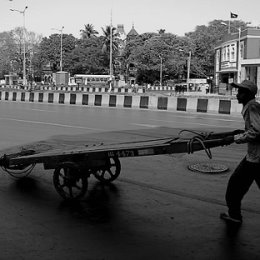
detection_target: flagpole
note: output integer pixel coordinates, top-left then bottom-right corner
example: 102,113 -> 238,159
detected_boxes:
109,9 -> 113,92
230,12 -> 238,33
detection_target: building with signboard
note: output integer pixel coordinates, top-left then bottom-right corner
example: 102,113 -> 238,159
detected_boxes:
214,27 -> 260,94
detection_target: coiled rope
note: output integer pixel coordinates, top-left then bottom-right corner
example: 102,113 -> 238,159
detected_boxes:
178,130 -> 213,159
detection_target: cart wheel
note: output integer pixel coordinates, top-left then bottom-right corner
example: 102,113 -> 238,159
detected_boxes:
93,157 -> 121,184
53,162 -> 88,200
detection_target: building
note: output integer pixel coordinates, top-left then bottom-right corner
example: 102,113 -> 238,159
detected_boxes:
116,24 -> 127,56
126,25 -> 139,85
115,24 -> 139,86
215,27 -> 260,94
127,24 -> 139,40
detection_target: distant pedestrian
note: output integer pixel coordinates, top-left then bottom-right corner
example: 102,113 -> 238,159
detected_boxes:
220,80 -> 260,225
205,84 -> 209,94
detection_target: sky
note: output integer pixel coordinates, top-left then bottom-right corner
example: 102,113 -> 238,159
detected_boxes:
1,0 -> 260,38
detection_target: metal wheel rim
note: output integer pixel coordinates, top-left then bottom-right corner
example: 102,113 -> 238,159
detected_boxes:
93,157 -> 121,184
53,163 -> 88,200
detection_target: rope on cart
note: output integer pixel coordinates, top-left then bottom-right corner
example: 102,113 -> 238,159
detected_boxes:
178,130 -> 213,159
0,155 -> 36,178
1,163 -> 36,178
178,129 -> 214,139
187,136 -> 212,159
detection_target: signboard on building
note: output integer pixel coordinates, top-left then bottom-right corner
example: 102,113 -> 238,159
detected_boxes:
75,77 -> 83,84
220,61 -> 237,70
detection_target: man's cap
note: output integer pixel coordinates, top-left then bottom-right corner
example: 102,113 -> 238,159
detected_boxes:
231,80 -> 258,95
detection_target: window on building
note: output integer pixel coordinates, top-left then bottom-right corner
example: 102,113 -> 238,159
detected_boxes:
227,46 -> 230,60
222,47 -> 226,61
230,44 -> 235,61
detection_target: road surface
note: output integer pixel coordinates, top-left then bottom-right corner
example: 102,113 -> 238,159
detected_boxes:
0,101 -> 259,260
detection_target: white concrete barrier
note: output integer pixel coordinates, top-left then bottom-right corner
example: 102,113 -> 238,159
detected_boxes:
0,90 -> 245,116
167,96 -> 178,111
132,95 -> 140,108
207,99 -> 220,114
148,96 -> 158,110
101,94 -> 110,107
116,95 -> 124,107
231,99 -> 243,115
186,97 -> 198,112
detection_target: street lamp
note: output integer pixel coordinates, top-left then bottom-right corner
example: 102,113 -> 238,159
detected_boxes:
51,26 -> 64,71
10,6 -> 28,86
109,16 -> 113,92
151,35 -> 164,87
159,55 -> 163,86
179,49 -> 192,91
221,22 -> 241,83
187,50 -> 192,89
149,50 -> 163,87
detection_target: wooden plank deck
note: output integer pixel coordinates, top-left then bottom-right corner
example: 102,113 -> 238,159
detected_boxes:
0,126 -> 236,167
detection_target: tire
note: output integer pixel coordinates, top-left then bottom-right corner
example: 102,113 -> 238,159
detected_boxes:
53,162 -> 88,200
93,157 -> 121,184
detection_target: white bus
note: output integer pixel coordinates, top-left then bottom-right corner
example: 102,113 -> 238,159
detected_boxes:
73,74 -> 114,86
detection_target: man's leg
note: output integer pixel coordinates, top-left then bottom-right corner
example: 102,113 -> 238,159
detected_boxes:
254,166 -> 260,189
225,158 -> 255,220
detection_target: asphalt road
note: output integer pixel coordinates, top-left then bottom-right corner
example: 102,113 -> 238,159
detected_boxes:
0,101 -> 259,260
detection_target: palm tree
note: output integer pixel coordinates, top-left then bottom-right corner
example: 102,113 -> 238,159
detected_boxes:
80,24 -> 98,39
101,25 -> 119,54
158,29 -> 165,35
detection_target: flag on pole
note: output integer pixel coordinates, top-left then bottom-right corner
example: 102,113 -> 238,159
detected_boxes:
231,12 -> 238,18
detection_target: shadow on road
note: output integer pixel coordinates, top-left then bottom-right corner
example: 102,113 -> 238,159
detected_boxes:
58,182 -> 121,223
14,176 -> 39,192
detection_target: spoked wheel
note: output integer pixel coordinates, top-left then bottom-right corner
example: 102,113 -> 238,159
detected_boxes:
93,157 -> 121,184
53,162 -> 88,200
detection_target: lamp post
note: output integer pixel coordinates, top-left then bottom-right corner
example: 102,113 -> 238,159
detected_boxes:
51,26 -> 64,71
109,21 -> 113,91
237,27 -> 241,83
179,49 -> 191,91
10,6 -> 28,86
221,22 -> 241,83
159,55 -> 163,86
187,50 -> 191,90
149,50 -> 163,87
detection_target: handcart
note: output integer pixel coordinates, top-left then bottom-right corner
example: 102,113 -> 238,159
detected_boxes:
0,127 -> 243,200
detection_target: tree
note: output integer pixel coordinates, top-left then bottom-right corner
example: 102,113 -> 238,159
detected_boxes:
101,25 -> 119,54
158,29 -> 165,35
25,31 -> 42,83
37,33 -> 77,72
100,25 -> 120,75
122,33 -> 188,84
66,37 -> 108,75
80,24 -> 98,39
9,27 -> 24,77
0,28 -> 42,81
1,18 -> 250,85
185,19 -> 247,77
0,31 -> 17,78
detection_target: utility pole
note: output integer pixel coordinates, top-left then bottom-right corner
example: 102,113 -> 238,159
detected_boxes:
159,55 -> 163,86
51,26 -> 64,71
187,51 -> 191,91
10,6 -> 28,86
108,10 -> 113,92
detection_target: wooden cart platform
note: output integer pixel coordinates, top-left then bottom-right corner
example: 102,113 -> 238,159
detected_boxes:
0,127 -> 242,200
